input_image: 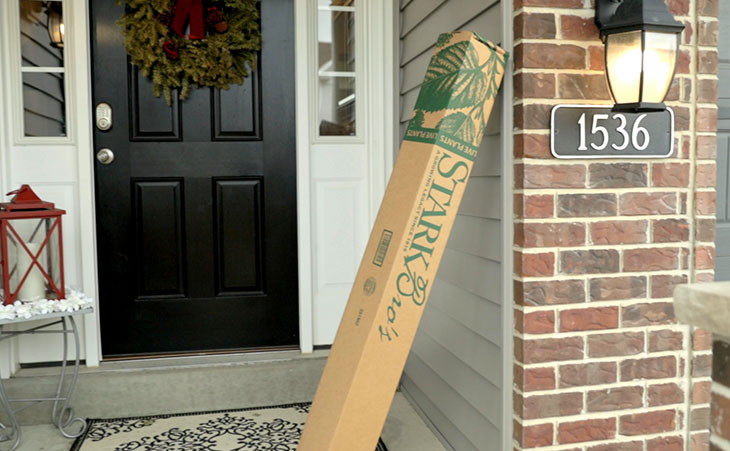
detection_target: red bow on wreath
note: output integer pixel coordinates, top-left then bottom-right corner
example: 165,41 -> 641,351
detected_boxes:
171,0 -> 205,40
169,1 -> 229,39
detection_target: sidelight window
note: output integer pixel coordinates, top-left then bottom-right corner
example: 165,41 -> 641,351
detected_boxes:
317,0 -> 357,137
17,0 -> 68,138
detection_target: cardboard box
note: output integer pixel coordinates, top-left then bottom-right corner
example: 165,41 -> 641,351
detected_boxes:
299,31 -> 507,451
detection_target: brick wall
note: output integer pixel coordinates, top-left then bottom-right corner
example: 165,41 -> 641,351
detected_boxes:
512,0 -> 718,449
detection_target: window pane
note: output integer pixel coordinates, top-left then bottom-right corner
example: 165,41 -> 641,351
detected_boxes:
318,0 -> 356,136
23,72 -> 67,137
319,76 -> 355,136
20,0 -> 64,67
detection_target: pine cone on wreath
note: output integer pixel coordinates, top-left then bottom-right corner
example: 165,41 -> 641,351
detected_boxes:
158,7 -> 174,27
206,7 -> 228,33
215,21 -> 229,33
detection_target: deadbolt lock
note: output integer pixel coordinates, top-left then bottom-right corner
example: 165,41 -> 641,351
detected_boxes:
96,102 -> 112,131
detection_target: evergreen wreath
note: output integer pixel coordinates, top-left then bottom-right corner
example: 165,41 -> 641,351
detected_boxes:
118,0 -> 260,104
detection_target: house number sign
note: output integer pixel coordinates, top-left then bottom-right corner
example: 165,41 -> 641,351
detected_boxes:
550,105 -> 674,159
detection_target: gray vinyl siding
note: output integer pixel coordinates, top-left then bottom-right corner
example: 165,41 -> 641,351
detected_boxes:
20,6 -> 66,137
398,1 -> 505,450
717,0 -> 730,280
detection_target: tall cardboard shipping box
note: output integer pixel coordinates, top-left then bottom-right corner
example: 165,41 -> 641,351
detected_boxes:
299,31 -> 507,450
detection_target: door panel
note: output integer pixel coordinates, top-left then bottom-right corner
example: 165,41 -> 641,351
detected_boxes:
129,70 -> 182,140
133,180 -> 186,299
214,178 -> 264,294
212,76 -> 261,140
91,0 -> 298,357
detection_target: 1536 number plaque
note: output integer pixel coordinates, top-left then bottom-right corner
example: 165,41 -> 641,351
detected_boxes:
550,105 -> 674,159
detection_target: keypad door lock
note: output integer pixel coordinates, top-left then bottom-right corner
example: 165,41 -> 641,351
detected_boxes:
96,102 -> 112,131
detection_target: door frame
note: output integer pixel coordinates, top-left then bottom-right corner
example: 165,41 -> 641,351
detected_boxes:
295,0 -> 398,351
64,0 -> 396,362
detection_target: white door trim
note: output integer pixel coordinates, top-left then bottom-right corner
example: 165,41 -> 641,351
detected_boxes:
73,0 -> 102,367
294,1 -> 315,353
296,0 -> 396,349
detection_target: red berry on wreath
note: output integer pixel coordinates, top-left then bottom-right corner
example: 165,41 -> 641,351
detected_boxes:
163,40 -> 179,60
206,7 -> 224,26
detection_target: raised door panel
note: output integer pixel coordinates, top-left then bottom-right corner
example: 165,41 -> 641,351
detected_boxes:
133,180 -> 186,299
214,178 -> 264,294
311,143 -> 370,345
212,68 -> 262,141
129,66 -> 181,141
312,178 -> 368,344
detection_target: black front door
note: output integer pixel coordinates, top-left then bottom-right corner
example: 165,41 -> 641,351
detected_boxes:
90,0 -> 298,357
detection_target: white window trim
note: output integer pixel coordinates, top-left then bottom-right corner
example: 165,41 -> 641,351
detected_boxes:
6,0 -> 76,145
311,0 -> 365,143
296,0 -> 395,350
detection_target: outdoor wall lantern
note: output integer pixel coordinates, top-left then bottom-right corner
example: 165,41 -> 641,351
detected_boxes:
596,0 -> 684,112
46,1 -> 64,49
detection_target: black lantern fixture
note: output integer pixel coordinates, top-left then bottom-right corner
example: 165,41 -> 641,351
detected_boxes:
45,1 -> 64,49
596,0 -> 684,112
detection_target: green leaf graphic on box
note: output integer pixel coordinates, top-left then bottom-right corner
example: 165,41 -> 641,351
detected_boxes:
483,49 -> 505,102
435,32 -> 454,49
415,41 -> 487,112
438,112 -> 476,142
411,110 -> 425,128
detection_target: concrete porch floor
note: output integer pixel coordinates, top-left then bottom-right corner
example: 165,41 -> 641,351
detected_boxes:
6,350 -> 446,451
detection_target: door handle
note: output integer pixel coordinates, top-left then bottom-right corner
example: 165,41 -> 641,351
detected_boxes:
96,148 -> 115,165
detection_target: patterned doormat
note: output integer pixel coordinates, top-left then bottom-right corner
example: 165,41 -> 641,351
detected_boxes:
70,402 -> 388,451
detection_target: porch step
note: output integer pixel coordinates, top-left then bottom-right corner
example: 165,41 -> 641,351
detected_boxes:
2,350 -> 327,426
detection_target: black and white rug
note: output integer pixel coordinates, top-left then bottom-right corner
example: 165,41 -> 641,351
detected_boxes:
70,402 -> 388,451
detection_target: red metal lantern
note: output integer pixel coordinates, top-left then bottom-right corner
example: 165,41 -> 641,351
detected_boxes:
0,185 -> 65,305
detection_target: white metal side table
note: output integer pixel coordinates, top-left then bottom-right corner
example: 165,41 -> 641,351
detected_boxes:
0,307 -> 92,451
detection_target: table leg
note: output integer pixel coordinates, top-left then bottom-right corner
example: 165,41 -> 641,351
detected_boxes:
51,316 -> 86,439
0,326 -> 21,451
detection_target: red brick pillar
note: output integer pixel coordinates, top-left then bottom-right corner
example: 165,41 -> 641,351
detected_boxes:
511,0 -> 717,449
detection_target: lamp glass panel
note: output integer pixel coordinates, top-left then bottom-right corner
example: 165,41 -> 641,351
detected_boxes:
4,218 -> 60,302
605,30 -> 642,104
641,31 -> 678,103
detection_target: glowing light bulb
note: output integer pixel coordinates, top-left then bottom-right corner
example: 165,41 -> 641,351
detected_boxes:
605,30 -> 678,107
